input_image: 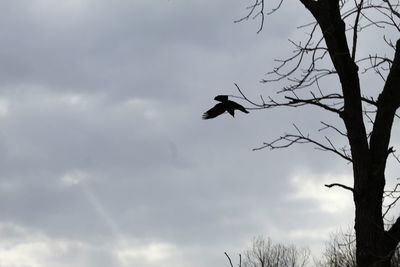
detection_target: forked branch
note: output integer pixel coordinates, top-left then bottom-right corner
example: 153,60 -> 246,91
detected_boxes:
253,124 -> 352,162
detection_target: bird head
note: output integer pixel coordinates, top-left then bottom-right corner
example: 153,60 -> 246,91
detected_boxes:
214,95 -> 228,102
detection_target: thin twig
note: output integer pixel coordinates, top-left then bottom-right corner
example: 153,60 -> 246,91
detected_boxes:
225,252 -> 234,267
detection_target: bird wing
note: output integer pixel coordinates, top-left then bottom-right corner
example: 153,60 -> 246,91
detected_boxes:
214,95 -> 229,102
202,103 -> 227,119
227,108 -> 235,117
228,100 -> 249,113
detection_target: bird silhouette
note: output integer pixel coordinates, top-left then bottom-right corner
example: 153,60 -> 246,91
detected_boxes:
202,95 -> 249,119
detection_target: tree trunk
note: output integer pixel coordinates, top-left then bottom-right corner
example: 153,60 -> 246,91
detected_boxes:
297,1 -> 400,265
354,173 -> 389,266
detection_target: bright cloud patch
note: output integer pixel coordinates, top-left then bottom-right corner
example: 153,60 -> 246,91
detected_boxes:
0,98 -> 9,117
29,0 -> 89,23
288,227 -> 336,241
60,170 -> 89,186
289,171 -> 353,214
0,223 -> 101,267
61,94 -> 89,107
0,222 -> 183,267
116,243 -> 181,267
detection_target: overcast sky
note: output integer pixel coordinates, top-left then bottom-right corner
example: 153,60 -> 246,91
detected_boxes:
1,1 -> 399,267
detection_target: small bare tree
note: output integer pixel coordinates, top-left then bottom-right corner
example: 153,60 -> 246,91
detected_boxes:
241,236 -> 310,267
315,229 -> 357,267
316,228 -> 400,267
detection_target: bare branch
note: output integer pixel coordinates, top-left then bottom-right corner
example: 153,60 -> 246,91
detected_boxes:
225,252 -> 234,267
383,183 -> 400,218
254,124 -> 353,162
285,95 -> 342,114
234,0 -> 265,33
319,121 -> 348,137
351,0 -> 364,59
325,183 -> 354,192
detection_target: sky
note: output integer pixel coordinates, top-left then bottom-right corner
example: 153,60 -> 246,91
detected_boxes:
0,0 -> 399,267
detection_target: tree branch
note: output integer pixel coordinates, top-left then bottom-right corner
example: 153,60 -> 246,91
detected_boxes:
351,0 -> 364,60
285,96 -> 342,114
369,40 -> 400,173
225,252 -> 234,267
254,124 -> 352,162
325,183 -> 354,192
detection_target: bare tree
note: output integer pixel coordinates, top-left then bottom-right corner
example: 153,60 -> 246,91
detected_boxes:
226,0 -> 400,266
240,236 -> 310,267
316,229 -> 357,267
316,228 -> 400,267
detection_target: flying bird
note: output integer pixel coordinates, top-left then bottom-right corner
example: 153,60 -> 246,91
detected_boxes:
202,95 -> 249,119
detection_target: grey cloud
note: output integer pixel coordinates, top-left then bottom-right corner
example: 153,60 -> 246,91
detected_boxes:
0,1 -> 364,266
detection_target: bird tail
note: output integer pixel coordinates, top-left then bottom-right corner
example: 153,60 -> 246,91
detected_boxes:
202,112 -> 214,119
